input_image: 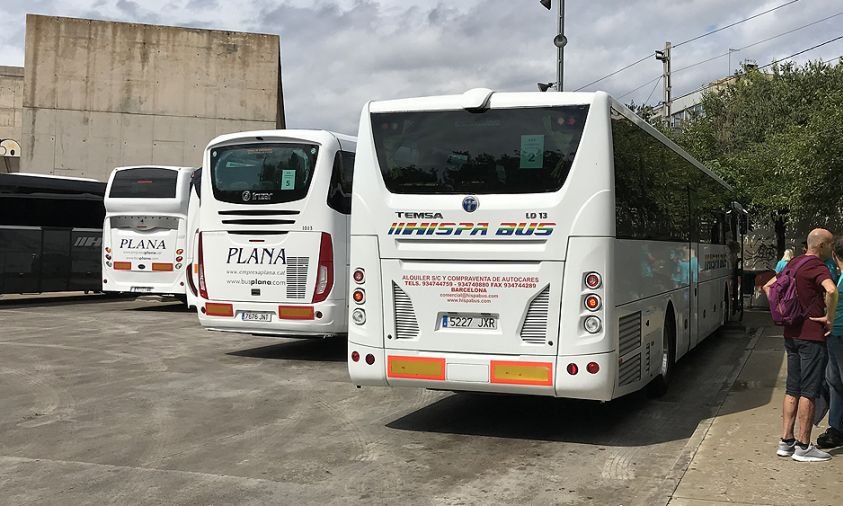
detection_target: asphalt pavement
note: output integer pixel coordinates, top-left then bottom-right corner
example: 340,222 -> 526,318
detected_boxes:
0,294 -> 832,505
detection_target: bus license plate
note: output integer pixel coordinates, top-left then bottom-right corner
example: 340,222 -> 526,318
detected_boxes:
241,311 -> 273,322
130,286 -> 153,293
441,314 -> 497,330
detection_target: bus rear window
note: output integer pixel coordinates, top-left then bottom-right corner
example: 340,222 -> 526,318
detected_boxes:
110,168 -> 178,198
371,105 -> 589,194
210,143 -> 319,204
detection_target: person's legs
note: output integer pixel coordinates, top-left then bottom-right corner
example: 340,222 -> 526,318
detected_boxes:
782,339 -> 801,441
797,396 -> 816,443
795,339 -> 827,445
827,335 -> 843,431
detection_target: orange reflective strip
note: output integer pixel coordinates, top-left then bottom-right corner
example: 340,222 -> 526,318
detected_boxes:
278,306 -> 315,320
113,261 -> 132,270
205,303 -> 234,317
152,263 -> 174,272
387,356 -> 446,381
193,264 -> 199,274
490,360 -> 553,386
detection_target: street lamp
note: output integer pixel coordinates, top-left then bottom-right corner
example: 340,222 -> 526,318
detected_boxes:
539,0 -> 565,91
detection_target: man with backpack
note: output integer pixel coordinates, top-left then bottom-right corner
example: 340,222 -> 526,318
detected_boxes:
763,228 -> 838,462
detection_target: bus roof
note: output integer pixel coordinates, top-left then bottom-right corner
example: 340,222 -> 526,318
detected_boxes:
112,165 -> 196,173
0,172 -> 106,197
205,129 -> 356,150
368,88 -> 599,113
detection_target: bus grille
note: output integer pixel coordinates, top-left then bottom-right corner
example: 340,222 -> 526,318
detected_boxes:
392,282 -> 419,339
286,257 -> 309,299
520,285 -> 550,344
619,353 -> 641,386
619,311 -> 642,357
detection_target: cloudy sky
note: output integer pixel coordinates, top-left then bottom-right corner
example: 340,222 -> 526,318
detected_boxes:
1,0 -> 841,133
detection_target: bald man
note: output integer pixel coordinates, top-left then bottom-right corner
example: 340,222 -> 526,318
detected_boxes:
764,228 -> 838,462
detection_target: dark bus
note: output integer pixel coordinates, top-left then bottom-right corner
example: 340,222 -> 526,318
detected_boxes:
0,173 -> 106,295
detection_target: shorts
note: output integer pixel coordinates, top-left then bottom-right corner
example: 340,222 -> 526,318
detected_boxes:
784,338 -> 828,399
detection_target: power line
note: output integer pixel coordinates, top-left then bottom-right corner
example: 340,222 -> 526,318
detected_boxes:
618,75 -> 662,100
673,0 -> 801,49
571,0 -> 801,92
573,53 -> 654,91
673,34 -> 843,100
759,34 -> 843,69
644,76 -> 663,105
672,11 -> 843,75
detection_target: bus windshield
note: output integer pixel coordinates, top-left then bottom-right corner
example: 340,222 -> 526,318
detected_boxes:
109,168 -> 178,198
371,105 -> 589,194
210,143 -> 319,204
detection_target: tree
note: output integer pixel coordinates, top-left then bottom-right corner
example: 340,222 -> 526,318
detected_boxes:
666,60 -> 843,252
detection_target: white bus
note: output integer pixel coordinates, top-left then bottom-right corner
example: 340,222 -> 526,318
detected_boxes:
102,166 -> 196,296
347,89 -> 744,400
196,130 -> 356,337
184,167 -> 203,309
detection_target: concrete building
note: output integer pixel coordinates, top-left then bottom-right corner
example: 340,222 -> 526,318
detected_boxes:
0,66 -> 24,142
21,14 -> 284,181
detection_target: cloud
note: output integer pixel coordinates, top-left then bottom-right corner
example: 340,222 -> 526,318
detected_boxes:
0,0 -> 841,133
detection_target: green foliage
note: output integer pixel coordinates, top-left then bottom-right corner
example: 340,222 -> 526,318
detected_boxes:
667,60 -> 843,226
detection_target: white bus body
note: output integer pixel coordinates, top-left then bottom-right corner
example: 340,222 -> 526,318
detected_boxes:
196,130 -> 356,337
102,166 -> 196,295
348,89 -> 741,401
185,168 -> 202,309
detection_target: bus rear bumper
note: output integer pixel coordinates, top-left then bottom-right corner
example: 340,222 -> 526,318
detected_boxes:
347,343 -> 615,401
102,275 -> 185,296
198,299 -> 346,337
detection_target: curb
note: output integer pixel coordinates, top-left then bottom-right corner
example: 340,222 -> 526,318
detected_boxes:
663,325 -> 763,505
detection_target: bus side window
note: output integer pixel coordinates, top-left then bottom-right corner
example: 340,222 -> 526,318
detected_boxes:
191,168 -> 202,199
327,151 -> 354,215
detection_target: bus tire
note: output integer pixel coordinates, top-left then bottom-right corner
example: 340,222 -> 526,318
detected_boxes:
647,306 -> 676,397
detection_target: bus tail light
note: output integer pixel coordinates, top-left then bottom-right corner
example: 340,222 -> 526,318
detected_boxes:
584,294 -> 602,311
566,363 -> 579,375
365,354 -> 376,365
176,249 -> 184,255
352,308 -> 366,325
351,351 -> 360,362
353,268 -> 365,284
352,288 -> 365,304
198,232 -> 208,299
312,232 -> 334,303
105,247 -> 112,254
585,272 -> 602,289
584,316 -> 602,334
176,256 -> 184,263
587,362 -> 600,374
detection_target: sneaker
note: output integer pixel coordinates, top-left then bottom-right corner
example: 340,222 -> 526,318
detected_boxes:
792,444 -> 832,462
776,439 -> 796,456
816,427 -> 843,449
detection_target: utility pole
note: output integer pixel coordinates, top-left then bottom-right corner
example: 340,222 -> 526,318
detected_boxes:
655,41 -> 672,124
556,0 -> 565,91
539,0 -> 567,91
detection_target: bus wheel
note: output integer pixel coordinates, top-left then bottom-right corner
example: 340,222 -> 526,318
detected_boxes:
647,307 -> 676,397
